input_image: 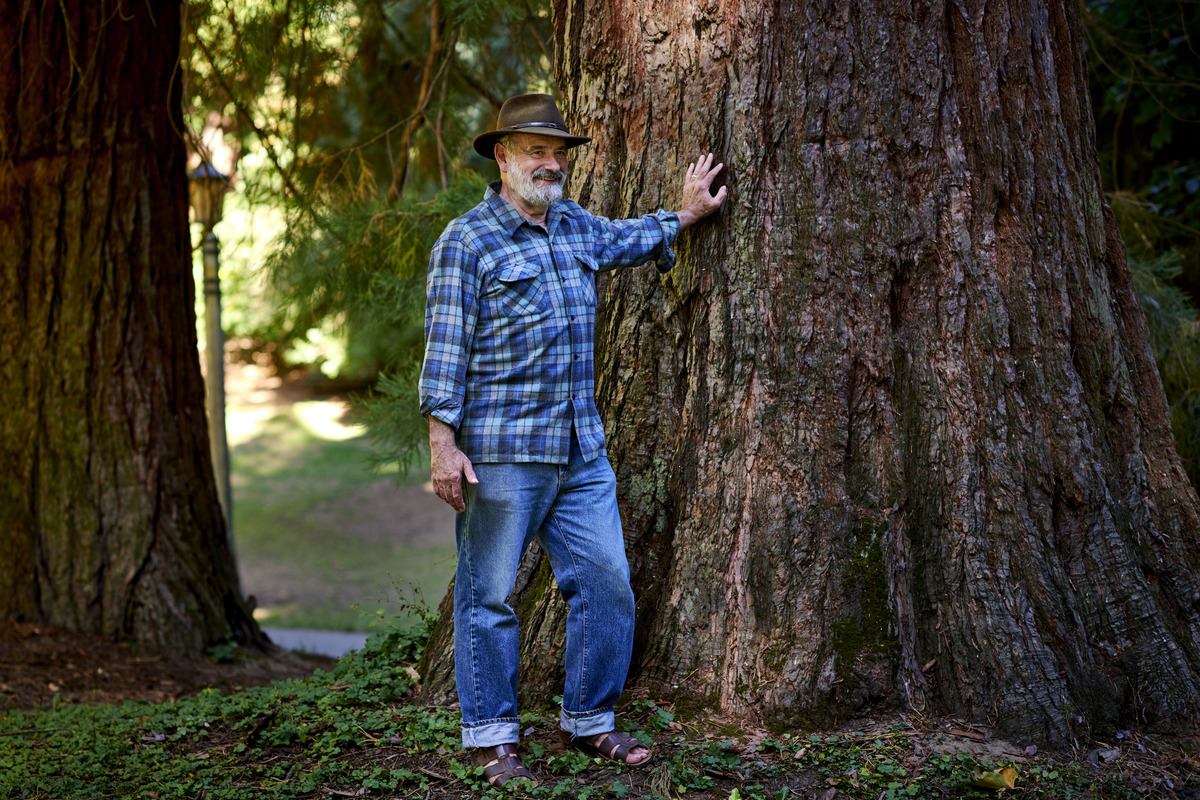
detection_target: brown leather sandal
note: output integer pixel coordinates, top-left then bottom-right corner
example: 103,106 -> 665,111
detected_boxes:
471,743 -> 538,788
567,730 -> 652,766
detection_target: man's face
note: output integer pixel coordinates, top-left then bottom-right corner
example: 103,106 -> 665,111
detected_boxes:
498,134 -> 569,208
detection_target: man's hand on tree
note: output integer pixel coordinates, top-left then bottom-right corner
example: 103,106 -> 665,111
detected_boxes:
428,417 -> 478,513
676,152 -> 728,230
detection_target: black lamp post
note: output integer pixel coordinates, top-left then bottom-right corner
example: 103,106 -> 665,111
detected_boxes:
188,163 -> 234,549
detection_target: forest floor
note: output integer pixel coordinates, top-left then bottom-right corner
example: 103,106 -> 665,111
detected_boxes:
0,620 -> 335,712
2,620 -> 1198,798
2,361 -> 1198,798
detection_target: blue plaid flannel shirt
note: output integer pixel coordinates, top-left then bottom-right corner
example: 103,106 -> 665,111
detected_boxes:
419,182 -> 679,464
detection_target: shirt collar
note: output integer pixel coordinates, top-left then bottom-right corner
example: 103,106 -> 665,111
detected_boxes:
485,181 -> 575,236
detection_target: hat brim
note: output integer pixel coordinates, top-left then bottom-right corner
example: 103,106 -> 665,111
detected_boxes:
473,128 -> 592,160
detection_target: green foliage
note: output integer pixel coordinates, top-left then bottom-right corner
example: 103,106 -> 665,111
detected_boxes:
1087,0 -> 1200,168
782,729 -> 1152,799
648,705 -> 676,731
1,688 -> 1183,799
1130,250 -> 1200,484
207,639 -> 240,664
0,618 -> 431,799
265,169 -> 490,467
1084,0 -> 1200,491
546,749 -> 594,775
187,0 -> 550,199
1085,0 -> 1200,280
1085,0 -> 1200,201
265,176 -> 452,368
184,0 -> 552,376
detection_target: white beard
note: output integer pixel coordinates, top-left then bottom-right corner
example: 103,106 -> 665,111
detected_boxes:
507,160 -> 565,207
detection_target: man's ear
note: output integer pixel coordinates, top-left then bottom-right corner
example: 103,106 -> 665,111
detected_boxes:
494,142 -> 509,173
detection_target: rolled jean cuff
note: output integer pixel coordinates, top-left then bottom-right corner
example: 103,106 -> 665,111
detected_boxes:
559,706 -> 615,738
461,717 -> 520,749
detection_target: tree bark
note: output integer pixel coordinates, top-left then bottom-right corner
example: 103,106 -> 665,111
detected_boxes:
0,1 -> 260,654
418,0 -> 1200,742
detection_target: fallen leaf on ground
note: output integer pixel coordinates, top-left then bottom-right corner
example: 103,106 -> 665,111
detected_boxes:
972,766 -> 1018,790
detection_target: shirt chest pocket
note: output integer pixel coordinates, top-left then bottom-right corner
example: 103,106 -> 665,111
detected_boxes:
487,260 -> 550,318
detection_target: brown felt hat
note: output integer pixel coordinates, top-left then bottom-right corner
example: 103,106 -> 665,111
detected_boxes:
473,94 -> 592,160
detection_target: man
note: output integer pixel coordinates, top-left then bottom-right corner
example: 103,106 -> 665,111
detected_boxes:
419,93 -> 726,788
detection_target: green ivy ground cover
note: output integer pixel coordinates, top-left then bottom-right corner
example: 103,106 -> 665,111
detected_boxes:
2,621 -> 1193,800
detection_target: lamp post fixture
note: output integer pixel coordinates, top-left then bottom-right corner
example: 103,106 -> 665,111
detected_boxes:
188,163 -> 235,552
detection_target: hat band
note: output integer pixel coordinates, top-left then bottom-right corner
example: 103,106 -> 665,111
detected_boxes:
506,121 -> 570,133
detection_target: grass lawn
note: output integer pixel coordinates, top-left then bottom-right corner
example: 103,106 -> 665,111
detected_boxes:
228,396 -> 455,633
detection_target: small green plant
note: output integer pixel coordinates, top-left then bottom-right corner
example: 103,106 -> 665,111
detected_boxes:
546,749 -> 594,775
701,739 -> 743,770
206,639 -> 238,664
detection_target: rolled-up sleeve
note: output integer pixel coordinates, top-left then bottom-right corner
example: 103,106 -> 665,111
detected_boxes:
419,232 -> 479,429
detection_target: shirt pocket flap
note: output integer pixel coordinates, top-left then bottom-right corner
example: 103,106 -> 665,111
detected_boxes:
486,258 -> 547,317
494,260 -> 542,283
574,253 -> 599,272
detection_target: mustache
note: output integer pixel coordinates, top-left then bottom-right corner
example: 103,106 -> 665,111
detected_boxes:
531,169 -> 565,182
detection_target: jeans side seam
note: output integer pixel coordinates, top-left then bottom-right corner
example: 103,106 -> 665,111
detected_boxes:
462,527 -> 483,723
552,509 -> 590,713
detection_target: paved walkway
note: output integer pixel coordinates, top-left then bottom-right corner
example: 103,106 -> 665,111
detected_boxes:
263,627 -> 368,658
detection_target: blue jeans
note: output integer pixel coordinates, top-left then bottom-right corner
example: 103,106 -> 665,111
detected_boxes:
454,433 -> 635,749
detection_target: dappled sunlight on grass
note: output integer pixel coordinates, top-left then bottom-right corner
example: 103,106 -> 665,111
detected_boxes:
227,391 -> 454,633
228,397 -> 363,449
226,401 -> 278,448
230,412 -> 373,487
292,400 -> 365,441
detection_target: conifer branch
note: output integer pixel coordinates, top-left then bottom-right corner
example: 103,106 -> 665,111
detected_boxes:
436,70 -> 450,191
526,18 -> 551,62
387,0 -> 448,203
293,1 -> 312,161
188,19 -> 307,211
451,62 -> 505,112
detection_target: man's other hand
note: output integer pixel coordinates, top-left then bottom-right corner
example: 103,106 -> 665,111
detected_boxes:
429,417 -> 478,513
676,153 -> 728,230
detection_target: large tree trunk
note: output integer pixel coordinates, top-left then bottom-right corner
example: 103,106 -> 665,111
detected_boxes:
0,1 -> 260,654
419,0 -> 1200,741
